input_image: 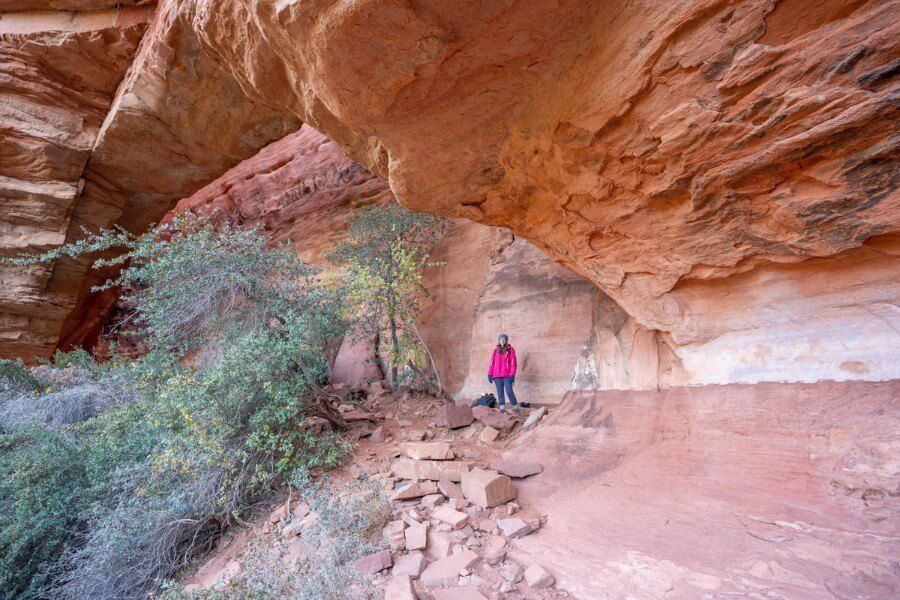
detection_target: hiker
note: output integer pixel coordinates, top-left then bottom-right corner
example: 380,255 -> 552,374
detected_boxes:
487,333 -> 519,414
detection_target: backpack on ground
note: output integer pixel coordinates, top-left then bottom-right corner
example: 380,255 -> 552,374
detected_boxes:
473,393 -> 496,408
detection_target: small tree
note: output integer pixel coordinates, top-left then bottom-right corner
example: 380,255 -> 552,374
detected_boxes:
331,204 -> 444,391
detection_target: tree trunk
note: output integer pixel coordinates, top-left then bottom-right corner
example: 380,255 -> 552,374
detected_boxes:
389,312 -> 400,391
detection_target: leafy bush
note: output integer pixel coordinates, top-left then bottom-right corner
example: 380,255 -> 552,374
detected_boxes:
0,217 -> 351,599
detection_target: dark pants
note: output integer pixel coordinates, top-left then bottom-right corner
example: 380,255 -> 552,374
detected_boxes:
493,377 -> 518,407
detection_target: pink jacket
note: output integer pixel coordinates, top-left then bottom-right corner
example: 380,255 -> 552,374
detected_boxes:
488,345 -> 517,378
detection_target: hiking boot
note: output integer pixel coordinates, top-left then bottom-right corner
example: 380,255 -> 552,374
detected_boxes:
512,407 -> 521,416
499,406 -> 508,414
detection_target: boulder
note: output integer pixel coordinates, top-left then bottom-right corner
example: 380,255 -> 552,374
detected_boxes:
370,426 -> 388,442
384,574 -> 418,600
393,458 -> 472,482
392,551 -> 427,579
524,564 -> 555,589
404,441 -> 455,460
391,481 -> 439,501
472,406 -> 517,430
352,549 -> 392,576
489,459 -> 543,478
436,404 -> 474,429
461,468 -> 516,508
419,550 -> 480,586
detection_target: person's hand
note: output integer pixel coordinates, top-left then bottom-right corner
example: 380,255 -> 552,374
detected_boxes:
509,376 -> 515,384
488,375 -> 494,383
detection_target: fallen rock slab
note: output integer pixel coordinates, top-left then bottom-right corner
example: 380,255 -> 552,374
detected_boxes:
352,549 -> 392,576
419,550 -> 479,586
524,564 -> 555,589
472,406 -> 517,430
431,587 -> 488,600
438,479 -> 466,500
433,506 -> 469,529
461,468 -> 516,508
404,441 -> 455,460
436,404 -> 474,429
391,481 -> 439,501
393,458 -> 472,482
343,410 -> 383,422
385,574 -> 418,600
489,459 -> 543,478
522,407 -> 546,430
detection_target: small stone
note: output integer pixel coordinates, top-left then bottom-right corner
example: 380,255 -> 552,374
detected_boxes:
370,425 -> 388,442
500,563 -> 524,583
434,506 -> 469,529
522,407 -> 547,431
352,549 -> 392,576
436,404 -> 474,429
480,427 -> 500,443
475,518 -> 496,533
524,564 -> 555,589
422,494 -> 445,509
385,574 -> 418,600
405,524 -> 428,550
405,441 -> 455,460
407,429 -> 426,441
426,531 -> 454,559
392,551 -> 427,579
419,550 -> 480,586
500,581 -> 516,593
461,468 -> 516,508
438,479 -> 466,500
448,498 -> 470,510
489,459 -> 542,478
497,517 -> 535,539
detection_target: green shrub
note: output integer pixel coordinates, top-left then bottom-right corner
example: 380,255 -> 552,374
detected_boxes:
2,216 -> 351,599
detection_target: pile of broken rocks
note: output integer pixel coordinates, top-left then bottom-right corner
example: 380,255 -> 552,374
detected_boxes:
370,438 -> 561,600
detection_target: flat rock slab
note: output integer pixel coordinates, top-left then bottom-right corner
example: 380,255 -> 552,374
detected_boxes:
343,410 -> 383,422
405,523 -> 428,550
352,549 -> 392,576
391,481 -> 439,501
393,458 -> 472,482
524,563 -> 555,589
489,459 -> 543,478
436,404 -> 474,428
420,550 -> 480,586
472,406 -> 517,430
438,479 -> 466,499
431,587 -> 488,600
433,505 -> 469,529
404,441 -> 455,460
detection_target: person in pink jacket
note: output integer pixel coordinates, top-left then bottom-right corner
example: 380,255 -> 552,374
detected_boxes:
487,333 -> 519,414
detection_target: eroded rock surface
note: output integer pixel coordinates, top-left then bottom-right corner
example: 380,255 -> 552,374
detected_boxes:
510,380 -> 900,599
188,0 -> 899,383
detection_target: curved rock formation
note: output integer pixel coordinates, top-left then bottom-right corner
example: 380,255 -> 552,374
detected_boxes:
187,0 -> 899,383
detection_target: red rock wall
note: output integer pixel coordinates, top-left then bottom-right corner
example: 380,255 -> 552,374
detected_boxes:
510,380 -> 899,599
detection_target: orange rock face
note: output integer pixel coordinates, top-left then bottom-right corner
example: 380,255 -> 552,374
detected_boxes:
0,1 -> 297,360
188,0 -> 899,383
